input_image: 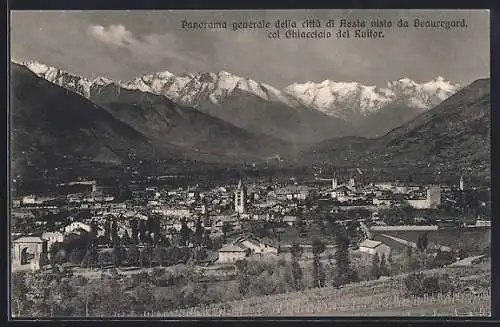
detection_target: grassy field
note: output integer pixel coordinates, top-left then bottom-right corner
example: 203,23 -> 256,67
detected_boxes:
143,264 -> 490,317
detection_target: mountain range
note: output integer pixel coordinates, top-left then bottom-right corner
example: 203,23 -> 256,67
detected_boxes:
20,60 -> 460,139
10,62 -> 292,180
10,59 -> 490,180
301,78 -> 490,176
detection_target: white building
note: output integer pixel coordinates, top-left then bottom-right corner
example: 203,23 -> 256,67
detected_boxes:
261,242 -> 279,255
63,222 -> 92,235
41,231 -> 64,249
359,239 -> 391,258
283,215 -> 297,226
275,185 -> 312,201
241,239 -> 262,253
372,198 -> 393,206
162,208 -> 191,218
407,186 -> 441,209
475,220 -> 491,227
218,244 -> 248,263
22,195 -> 36,205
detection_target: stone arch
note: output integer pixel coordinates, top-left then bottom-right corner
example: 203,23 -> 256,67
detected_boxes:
11,238 -> 47,270
20,245 -> 38,265
20,247 -> 30,265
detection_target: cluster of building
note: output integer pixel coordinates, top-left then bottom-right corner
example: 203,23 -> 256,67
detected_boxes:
319,175 -> 443,209
11,173 -> 488,271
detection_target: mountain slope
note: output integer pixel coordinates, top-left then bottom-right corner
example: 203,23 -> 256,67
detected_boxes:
10,63 -> 157,180
121,71 -> 356,143
301,78 -> 490,175
20,61 -> 356,143
20,60 -> 462,140
88,83 -> 293,162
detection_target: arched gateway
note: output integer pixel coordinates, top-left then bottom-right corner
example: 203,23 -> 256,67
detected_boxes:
11,236 -> 47,271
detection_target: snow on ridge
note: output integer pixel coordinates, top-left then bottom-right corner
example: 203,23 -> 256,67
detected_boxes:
284,76 -> 459,117
22,60 -> 53,75
20,60 -> 116,98
20,60 -> 304,108
17,59 -> 460,118
261,83 -> 300,108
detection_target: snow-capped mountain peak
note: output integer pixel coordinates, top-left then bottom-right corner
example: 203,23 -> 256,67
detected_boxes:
284,77 -> 460,119
283,80 -> 395,118
116,69 -> 300,107
19,60 -> 114,98
16,59 -> 460,128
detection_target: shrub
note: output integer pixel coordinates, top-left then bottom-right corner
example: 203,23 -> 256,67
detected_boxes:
151,269 -> 176,287
404,272 -> 455,297
430,251 -> 456,268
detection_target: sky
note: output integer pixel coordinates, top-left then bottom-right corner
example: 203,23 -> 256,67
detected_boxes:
10,10 -> 490,88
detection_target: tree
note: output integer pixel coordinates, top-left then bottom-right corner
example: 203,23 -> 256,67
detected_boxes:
146,218 -> 153,238
88,221 -> 99,246
152,245 -> 165,267
165,246 -> 186,265
11,272 -> 29,317
111,220 -> 118,244
370,254 -> 381,280
221,222 -> 233,243
333,225 -> 356,287
112,238 -> 123,268
380,253 -> 390,276
417,232 -> 429,252
130,219 -> 139,244
39,252 -> 49,268
150,215 -> 162,245
179,218 -> 191,246
140,245 -> 153,268
192,246 -> 207,264
138,219 -> 148,244
103,219 -> 111,245
236,259 -> 251,296
81,246 -> 98,269
406,246 -> 419,271
312,238 -> 326,288
290,242 -> 304,290
69,249 -> 84,265
127,244 -> 140,266
431,250 -> 455,268
121,230 -> 132,245
118,183 -> 133,202
159,235 -> 171,248
202,229 -> 213,249
194,217 -> 203,246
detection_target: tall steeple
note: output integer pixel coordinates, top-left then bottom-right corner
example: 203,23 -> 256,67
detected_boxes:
332,174 -> 338,189
235,178 -> 246,213
349,176 -> 355,188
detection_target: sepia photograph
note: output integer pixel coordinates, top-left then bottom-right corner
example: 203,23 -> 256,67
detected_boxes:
9,9 -> 491,318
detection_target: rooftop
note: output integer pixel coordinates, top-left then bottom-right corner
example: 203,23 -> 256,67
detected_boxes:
275,185 -> 311,194
359,239 -> 383,249
13,236 -> 45,243
219,244 -> 247,252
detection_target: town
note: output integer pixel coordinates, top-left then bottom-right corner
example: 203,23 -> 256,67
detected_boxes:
11,171 -> 490,273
